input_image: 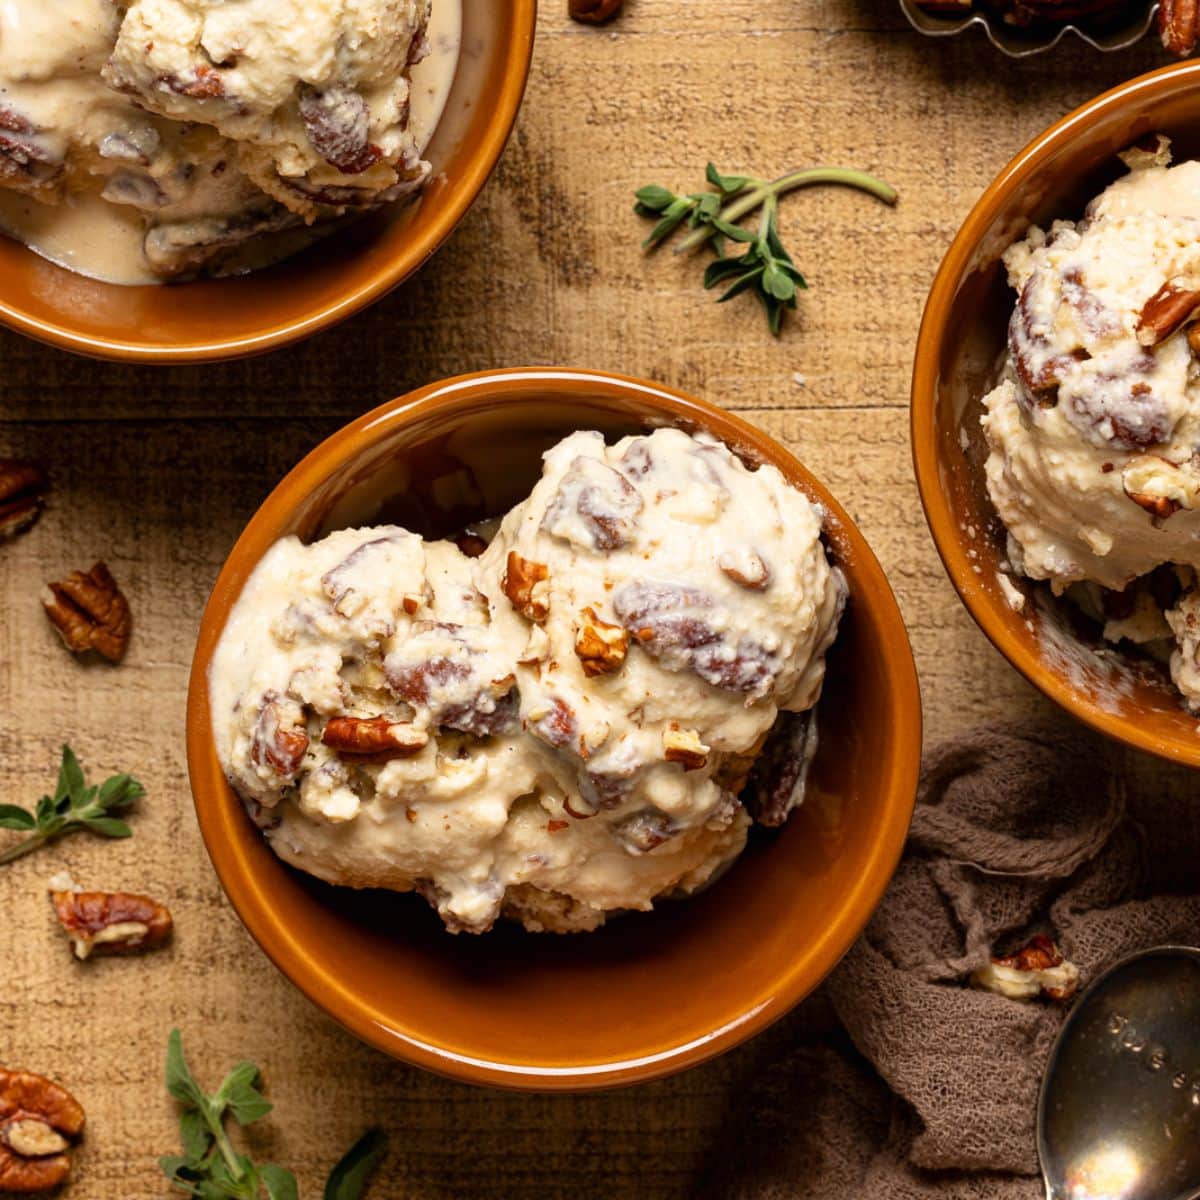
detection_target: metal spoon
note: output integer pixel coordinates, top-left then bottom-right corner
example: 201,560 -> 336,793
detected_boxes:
1038,946 -> 1200,1200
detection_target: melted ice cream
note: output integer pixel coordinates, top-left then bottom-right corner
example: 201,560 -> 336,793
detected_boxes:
0,0 -> 459,284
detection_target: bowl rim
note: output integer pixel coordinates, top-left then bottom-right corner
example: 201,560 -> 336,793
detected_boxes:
0,1 -> 537,364
186,366 -> 923,1091
911,59 -> 1200,769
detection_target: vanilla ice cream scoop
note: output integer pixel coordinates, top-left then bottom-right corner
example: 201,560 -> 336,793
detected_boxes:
104,0 -> 432,220
982,136 -> 1200,707
210,428 -> 846,934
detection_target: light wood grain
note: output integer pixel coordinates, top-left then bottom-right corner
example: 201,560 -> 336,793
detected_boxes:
0,3 -> 1191,1197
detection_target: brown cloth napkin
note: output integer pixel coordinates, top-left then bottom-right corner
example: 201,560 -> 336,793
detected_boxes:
704,722 -> 1200,1199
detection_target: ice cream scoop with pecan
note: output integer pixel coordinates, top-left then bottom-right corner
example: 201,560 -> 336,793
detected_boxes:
105,0 -> 432,221
210,429 -> 844,934
982,136 -> 1200,709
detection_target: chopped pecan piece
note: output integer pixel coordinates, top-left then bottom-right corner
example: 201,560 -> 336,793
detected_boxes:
298,86 -> 382,175
574,608 -> 629,677
1136,280 -> 1200,346
1121,456 -> 1197,521
663,726 -> 709,771
0,1068 -> 85,1193
160,65 -> 225,99
718,549 -> 770,591
526,698 -> 577,750
454,532 -> 489,559
569,0 -> 625,21
321,716 -> 428,758
972,934 -> 1081,1002
612,808 -> 680,854
0,460 -> 48,542
41,562 -> 131,662
502,552 -> 550,622
50,887 -> 172,960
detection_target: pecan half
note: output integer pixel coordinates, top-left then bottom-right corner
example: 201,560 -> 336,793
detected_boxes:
250,695 -> 308,778
41,562 -> 131,662
743,708 -> 819,827
0,460 -> 48,542
569,0 -> 624,21
574,608 -> 629,677
502,552 -> 550,622
1136,280 -> 1200,346
972,934 -> 1081,1002
298,86 -> 381,175
0,1068 -> 85,1193
321,715 -> 428,758
50,888 -> 172,960
1159,0 -> 1199,54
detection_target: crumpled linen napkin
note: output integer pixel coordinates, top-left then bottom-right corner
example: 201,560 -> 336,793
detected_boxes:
704,721 -> 1200,1199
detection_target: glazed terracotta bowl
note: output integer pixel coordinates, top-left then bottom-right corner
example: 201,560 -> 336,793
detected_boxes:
0,1 -> 535,363
913,61 -> 1200,769
187,368 -> 921,1090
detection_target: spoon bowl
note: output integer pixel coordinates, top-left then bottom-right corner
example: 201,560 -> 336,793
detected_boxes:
1039,946 -> 1200,1200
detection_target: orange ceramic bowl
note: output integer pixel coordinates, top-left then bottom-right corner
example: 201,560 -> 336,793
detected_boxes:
913,61 -> 1200,769
187,368 -> 921,1090
0,1 -> 535,363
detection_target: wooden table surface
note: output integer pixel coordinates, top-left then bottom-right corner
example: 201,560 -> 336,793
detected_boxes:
0,3 -> 1182,1196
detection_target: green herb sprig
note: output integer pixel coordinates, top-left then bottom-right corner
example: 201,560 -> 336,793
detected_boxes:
634,163 -> 897,335
0,744 -> 143,866
162,1031 -> 385,1200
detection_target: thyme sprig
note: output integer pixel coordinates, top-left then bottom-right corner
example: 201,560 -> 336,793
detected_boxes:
0,744 -> 142,866
162,1031 -> 385,1200
635,163 -> 897,334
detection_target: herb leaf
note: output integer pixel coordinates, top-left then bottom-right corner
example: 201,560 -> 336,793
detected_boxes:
635,163 -> 896,335
164,1032 -> 383,1200
0,745 -> 145,867
324,1130 -> 387,1200
259,1166 -> 300,1200
0,805 -> 36,831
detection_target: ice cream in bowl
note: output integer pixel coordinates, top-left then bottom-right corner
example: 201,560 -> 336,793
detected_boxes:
186,368 -> 921,1088
913,60 -> 1200,767
0,0 -> 534,361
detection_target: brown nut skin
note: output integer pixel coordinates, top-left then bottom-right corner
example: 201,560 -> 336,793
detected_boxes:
0,1069 -> 85,1193
50,889 -> 173,960
1159,0 -> 1199,54
574,608 -> 628,677
569,0 -> 624,22
992,934 -> 1079,1001
41,561 -> 131,662
502,552 -> 550,622
0,460 -> 48,542
1136,280 -> 1200,346
321,715 -> 428,759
